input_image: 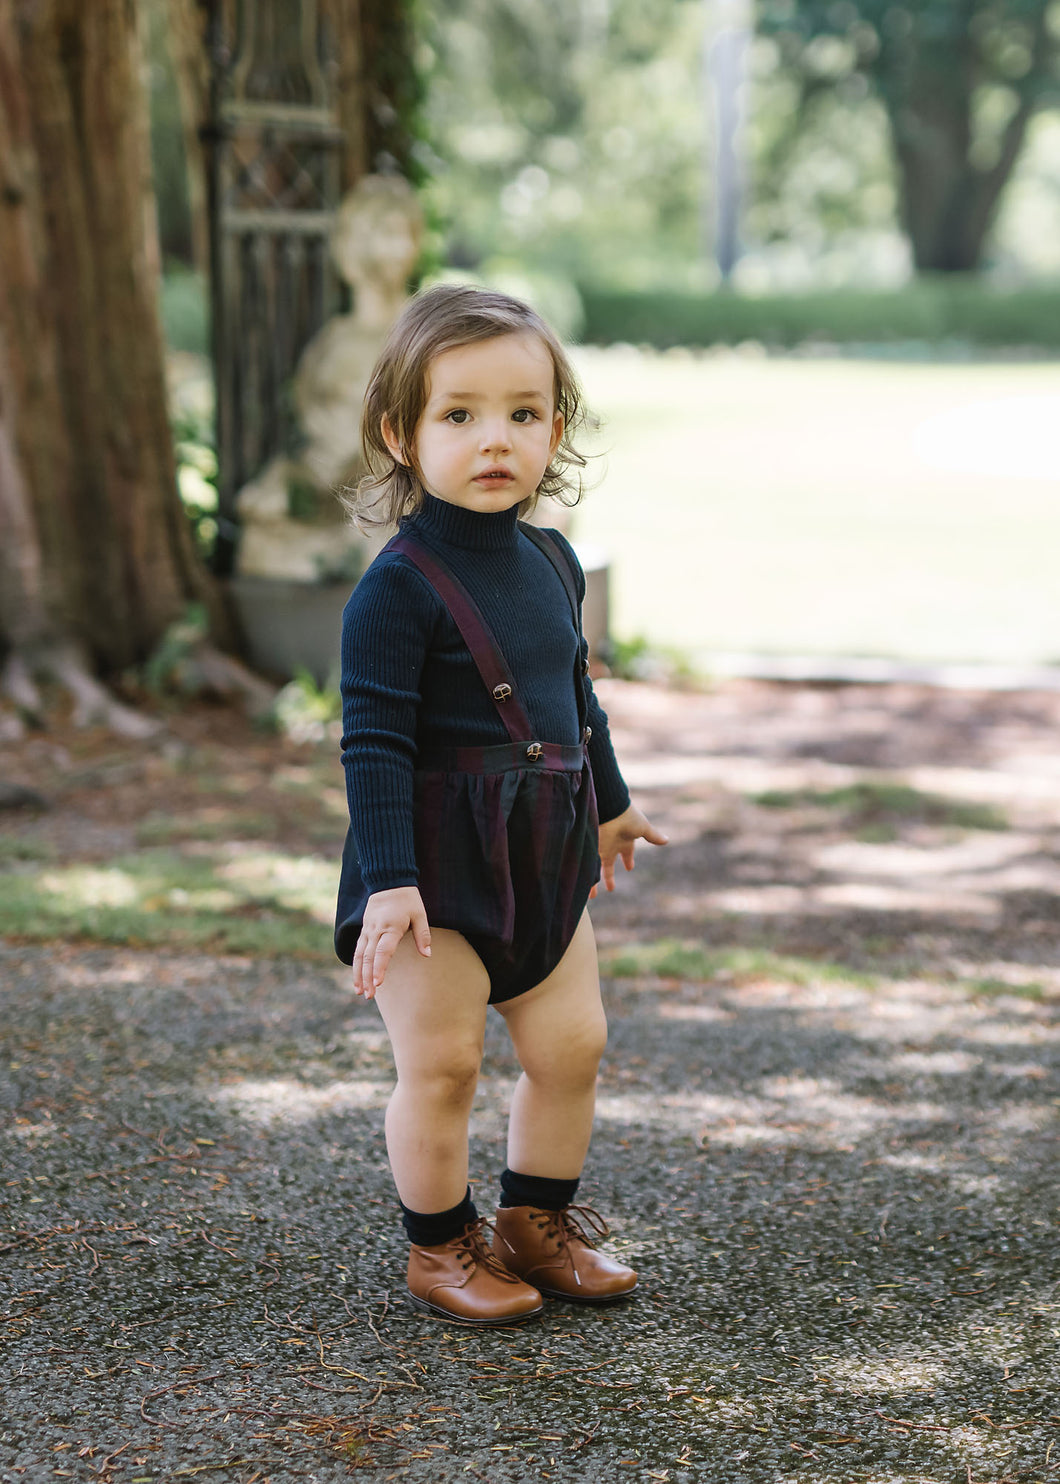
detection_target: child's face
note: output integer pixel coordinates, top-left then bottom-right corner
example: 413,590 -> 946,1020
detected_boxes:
383,333 -> 564,514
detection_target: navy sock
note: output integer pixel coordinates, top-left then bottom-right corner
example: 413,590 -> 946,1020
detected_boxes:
499,1168 -> 580,1211
400,1187 -> 477,1246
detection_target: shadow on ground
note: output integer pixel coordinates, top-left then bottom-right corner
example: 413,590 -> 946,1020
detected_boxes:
1,680 -> 1057,1482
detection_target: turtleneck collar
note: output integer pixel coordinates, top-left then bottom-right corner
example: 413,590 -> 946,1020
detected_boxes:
407,493 -> 521,552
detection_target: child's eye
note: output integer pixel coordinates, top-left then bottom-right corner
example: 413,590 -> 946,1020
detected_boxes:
511,408 -> 539,423
445,409 -> 471,424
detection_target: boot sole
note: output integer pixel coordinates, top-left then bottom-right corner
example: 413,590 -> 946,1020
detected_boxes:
407,1290 -> 544,1326
533,1281 -> 638,1304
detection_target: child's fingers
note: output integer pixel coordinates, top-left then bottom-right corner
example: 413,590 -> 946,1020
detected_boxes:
360,933 -> 383,999
371,926 -> 407,988
621,841 -> 636,873
365,931 -> 390,993
410,903 -> 432,958
352,934 -> 369,996
642,822 -> 669,846
601,854 -> 617,892
357,926 -> 391,998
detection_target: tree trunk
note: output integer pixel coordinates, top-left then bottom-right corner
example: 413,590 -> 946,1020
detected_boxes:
877,2 -> 1050,273
0,0 -> 226,701
887,83 -> 1035,273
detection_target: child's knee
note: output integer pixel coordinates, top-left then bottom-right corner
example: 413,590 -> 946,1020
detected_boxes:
578,1008 -> 608,1069
403,1046 -> 481,1107
527,1010 -> 607,1086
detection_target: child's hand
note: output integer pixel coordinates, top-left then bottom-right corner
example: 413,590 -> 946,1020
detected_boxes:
352,887 -> 432,999
593,803 -> 668,896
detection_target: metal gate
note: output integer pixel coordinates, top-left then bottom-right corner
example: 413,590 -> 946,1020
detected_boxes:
204,0 -> 344,576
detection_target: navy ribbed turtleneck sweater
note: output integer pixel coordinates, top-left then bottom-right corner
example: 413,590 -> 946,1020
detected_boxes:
339,494 -> 630,893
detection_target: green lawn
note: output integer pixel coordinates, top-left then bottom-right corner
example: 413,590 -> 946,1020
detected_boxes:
569,349 -> 1060,667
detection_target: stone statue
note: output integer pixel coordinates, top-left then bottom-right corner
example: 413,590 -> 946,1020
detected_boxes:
235,175 -> 423,584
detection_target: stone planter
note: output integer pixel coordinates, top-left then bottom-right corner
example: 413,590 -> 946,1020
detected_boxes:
228,576 -> 352,686
575,543 -> 611,665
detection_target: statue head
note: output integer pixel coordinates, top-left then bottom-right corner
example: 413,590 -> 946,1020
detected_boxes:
330,174 -> 423,294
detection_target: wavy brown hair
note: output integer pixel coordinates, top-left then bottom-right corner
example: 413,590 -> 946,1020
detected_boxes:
347,284 -> 592,529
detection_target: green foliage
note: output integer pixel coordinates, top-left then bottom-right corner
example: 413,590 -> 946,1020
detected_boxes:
142,604 -> 211,696
363,0 -> 432,184
756,0 -> 1060,270
607,634 -> 703,686
964,976 -> 1045,1000
0,837 -> 55,864
272,671 -> 343,745
752,780 -> 1009,831
419,0 -> 1060,287
578,280 -> 1060,347
159,268 -> 209,355
601,938 -> 879,987
173,417 -> 218,561
145,0 -> 194,264
420,0 -> 708,287
0,848 -> 333,959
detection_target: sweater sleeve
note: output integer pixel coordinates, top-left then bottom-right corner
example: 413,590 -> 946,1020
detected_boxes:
339,557 -> 439,892
547,531 -> 631,825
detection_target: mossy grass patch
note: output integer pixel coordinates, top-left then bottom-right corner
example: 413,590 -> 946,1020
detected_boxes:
752,780 -> 1008,835
600,938 -> 879,989
0,847 -> 334,959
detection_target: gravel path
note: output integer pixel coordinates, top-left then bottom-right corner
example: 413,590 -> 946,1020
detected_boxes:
2,680 -> 1058,1483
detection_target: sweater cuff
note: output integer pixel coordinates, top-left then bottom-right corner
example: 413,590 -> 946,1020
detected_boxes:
360,870 -> 420,895
595,782 -> 631,826
587,740 -> 630,824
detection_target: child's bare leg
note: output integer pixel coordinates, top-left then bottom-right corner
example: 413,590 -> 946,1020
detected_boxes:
372,928 -> 491,1213
495,913 -> 606,1178
492,913 -> 636,1302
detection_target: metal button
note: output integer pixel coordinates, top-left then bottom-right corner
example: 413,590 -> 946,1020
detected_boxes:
525,742 -> 543,761
492,683 -> 512,702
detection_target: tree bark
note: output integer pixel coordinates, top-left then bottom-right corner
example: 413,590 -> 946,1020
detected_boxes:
885,63 -> 1037,273
0,0 -> 226,698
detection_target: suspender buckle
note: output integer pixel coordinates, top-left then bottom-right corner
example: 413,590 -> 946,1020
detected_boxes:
525,742 -> 543,761
582,726 -> 592,743
492,683 -> 512,702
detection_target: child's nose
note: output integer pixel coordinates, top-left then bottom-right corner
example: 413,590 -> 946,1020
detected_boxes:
479,419 -> 511,452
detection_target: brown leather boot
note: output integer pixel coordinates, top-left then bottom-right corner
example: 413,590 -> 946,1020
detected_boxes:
406,1217 -> 544,1326
492,1204 -> 638,1303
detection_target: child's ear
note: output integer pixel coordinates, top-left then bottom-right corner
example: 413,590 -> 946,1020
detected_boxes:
381,415 -> 407,466
549,411 -> 564,459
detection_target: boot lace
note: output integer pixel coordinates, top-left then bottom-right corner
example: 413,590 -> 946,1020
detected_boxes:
531,1204 -> 610,1286
452,1217 -> 523,1284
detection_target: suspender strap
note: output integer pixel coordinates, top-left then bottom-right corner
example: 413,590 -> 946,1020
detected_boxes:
520,524 -> 578,624
388,532 -> 535,745
519,525 -> 589,734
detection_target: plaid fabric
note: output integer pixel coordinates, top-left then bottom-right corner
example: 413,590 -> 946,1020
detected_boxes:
336,746 -> 599,1003
414,745 -> 599,1004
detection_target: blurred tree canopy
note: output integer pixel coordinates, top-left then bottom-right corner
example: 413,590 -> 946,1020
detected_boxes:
756,0 -> 1060,271
417,0 -> 1060,291
419,0 -> 709,293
